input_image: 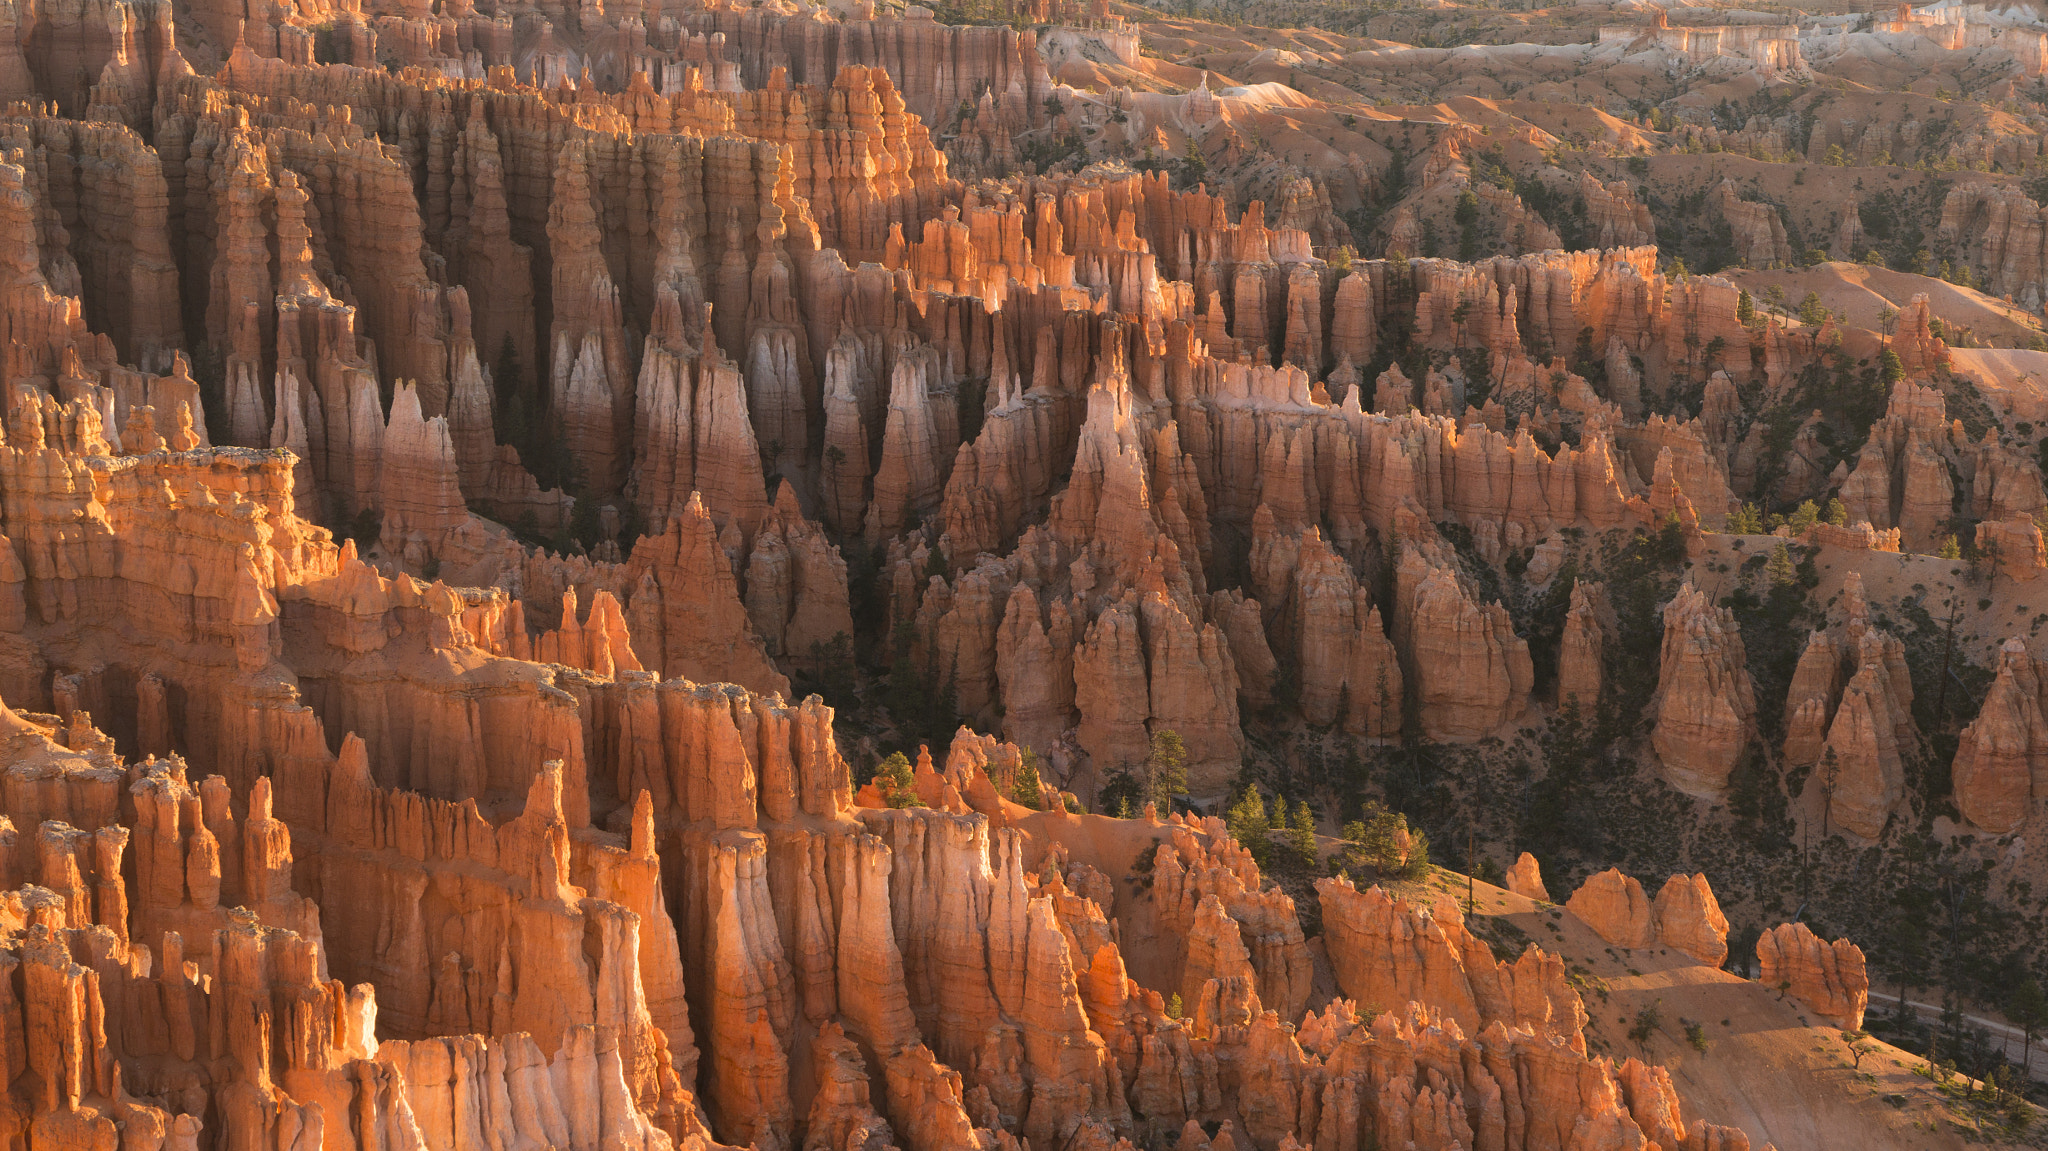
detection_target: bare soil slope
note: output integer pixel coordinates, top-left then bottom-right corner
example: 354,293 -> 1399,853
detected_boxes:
1403,869 -> 1995,1150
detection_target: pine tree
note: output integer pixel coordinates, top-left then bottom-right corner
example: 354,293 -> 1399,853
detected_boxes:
1179,139 -> 1207,188
1798,291 -> 1829,325
1226,786 -> 1269,861
1343,800 -> 1429,878
1012,749 -> 1044,810
569,496 -> 603,552
1767,542 -> 1798,586
1787,500 -> 1821,533
879,753 -> 920,808
1940,535 -> 1963,559
500,392 -> 533,471
1398,826 -> 1431,880
1288,801 -> 1318,868
1736,288 -> 1756,326
885,622 -> 930,734
1456,190 -> 1481,261
493,332 -> 523,405
1818,745 -> 1843,837
1144,729 -> 1188,813
1825,498 -> 1848,526
2007,979 -> 2048,1070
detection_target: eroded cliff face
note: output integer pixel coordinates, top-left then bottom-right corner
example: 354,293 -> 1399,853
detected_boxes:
1650,584 -> 1756,797
1318,878 -> 1587,1053
0,0 -> 2013,1143
0,426 -> 1797,1151
1,20 -> 1777,785
0,666 -> 1778,1151
0,22 -> 1954,798
1954,636 -> 2048,832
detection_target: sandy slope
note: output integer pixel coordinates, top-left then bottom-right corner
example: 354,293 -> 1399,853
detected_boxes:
1949,347 -> 2048,424
1412,870 -> 1992,1150
1029,795 -> 2011,1147
1727,262 -> 2046,347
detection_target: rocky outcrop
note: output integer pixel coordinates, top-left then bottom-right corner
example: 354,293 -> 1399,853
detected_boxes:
1291,529 -> 1401,736
1182,892 -> 1258,1017
0,726 -> 720,1151
1565,868 -> 1656,948
1936,183 -> 2048,306
1568,869 -> 1731,964
745,484 -> 857,672
1833,379 -> 1965,555
0,19 -> 1970,1151
1973,513 -> 2048,582
623,491 -> 790,696
1714,179 -> 1795,268
1580,172 -> 1655,248
1822,655 -> 1909,840
1392,542 -> 1532,742
1782,629 -> 1843,767
1652,874 -> 1730,966
1775,576 -> 1916,839
1506,852 -> 1549,901
1652,583 -> 1756,796
1954,637 -> 2048,832
1557,579 -> 1609,709
1318,877 -> 1587,1051
1757,923 -> 1869,1031
1152,821 -> 1314,1025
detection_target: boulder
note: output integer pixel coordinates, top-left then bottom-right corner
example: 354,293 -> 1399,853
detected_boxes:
1566,868 -> 1655,948
1757,923 -> 1869,1031
1651,584 -> 1757,796
1505,852 -> 1549,902
1652,874 -> 1729,966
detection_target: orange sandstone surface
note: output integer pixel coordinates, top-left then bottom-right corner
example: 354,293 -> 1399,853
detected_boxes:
0,0 -> 2045,1145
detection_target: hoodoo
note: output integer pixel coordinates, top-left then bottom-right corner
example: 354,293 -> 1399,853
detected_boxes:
0,0 -> 2045,1145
